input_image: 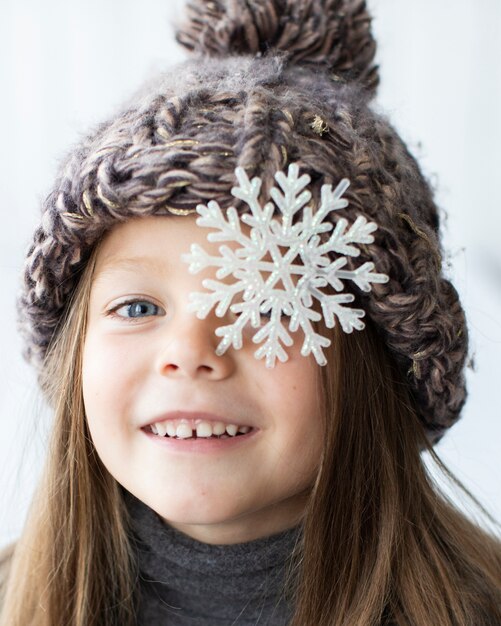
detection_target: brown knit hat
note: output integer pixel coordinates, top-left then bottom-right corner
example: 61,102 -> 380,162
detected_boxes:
18,0 -> 469,443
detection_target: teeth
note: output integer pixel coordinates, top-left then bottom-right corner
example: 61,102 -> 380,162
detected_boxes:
166,422 -> 177,438
156,422 -> 167,437
149,419 -> 252,439
196,422 -> 213,438
176,423 -> 193,439
212,422 -> 226,436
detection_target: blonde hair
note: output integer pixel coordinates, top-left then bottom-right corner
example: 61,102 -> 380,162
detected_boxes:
1,247 -> 136,626
2,237 -> 501,625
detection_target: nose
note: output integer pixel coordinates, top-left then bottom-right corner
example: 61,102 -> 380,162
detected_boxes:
155,308 -> 236,380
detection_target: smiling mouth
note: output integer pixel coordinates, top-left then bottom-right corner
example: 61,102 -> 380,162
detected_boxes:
144,422 -> 253,440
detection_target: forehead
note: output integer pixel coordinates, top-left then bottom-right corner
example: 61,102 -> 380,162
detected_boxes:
94,215 -> 247,274
94,210 -> 298,274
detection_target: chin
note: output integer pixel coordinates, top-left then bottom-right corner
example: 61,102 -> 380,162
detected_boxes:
140,490 -> 240,526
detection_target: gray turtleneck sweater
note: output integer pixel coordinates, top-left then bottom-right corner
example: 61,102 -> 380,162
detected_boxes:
125,492 -> 302,625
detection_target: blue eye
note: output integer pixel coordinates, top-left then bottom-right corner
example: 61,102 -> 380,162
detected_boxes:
111,300 -> 163,320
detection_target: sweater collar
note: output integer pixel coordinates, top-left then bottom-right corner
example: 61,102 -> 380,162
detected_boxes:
124,490 -> 303,624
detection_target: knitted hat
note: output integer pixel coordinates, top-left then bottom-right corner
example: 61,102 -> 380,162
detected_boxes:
18,0 -> 469,443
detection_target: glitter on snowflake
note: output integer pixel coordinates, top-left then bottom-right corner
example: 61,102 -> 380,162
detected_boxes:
180,163 -> 389,368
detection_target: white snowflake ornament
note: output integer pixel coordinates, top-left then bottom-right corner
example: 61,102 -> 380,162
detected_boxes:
180,163 -> 389,368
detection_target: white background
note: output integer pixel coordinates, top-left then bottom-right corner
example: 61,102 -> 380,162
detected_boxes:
0,0 -> 500,545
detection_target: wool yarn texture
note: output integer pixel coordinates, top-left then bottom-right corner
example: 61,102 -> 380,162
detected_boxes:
18,0 -> 469,444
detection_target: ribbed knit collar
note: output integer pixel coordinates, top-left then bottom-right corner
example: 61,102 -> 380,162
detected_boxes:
124,491 -> 303,626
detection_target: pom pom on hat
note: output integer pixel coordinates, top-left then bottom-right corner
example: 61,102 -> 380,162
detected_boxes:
175,0 -> 379,95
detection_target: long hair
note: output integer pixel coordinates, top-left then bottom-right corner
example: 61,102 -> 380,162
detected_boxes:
0,248 -> 137,626
288,322 -> 501,625
1,245 -> 501,625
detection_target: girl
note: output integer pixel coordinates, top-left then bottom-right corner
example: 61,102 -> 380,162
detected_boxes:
1,0 -> 501,624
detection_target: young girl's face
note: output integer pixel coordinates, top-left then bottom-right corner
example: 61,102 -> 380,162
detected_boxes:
82,215 -> 323,545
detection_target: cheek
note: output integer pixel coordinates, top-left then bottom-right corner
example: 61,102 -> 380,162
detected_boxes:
277,362 -> 323,447
272,362 -> 320,415
81,332 -> 135,426
82,338 -> 137,464
250,360 -> 322,433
